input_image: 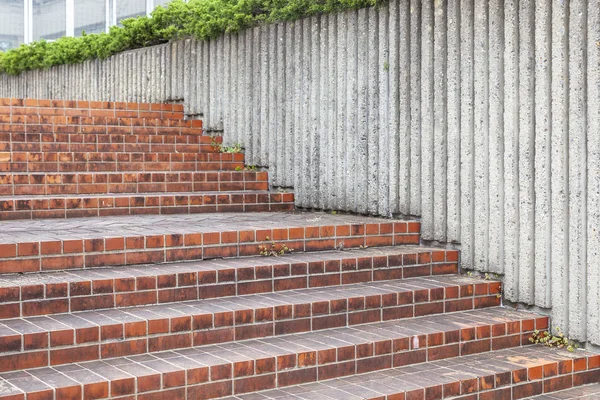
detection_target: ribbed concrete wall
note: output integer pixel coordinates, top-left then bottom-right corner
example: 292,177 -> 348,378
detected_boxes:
1,0 -> 599,347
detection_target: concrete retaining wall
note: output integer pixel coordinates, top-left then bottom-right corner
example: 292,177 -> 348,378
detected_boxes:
1,0 -> 599,347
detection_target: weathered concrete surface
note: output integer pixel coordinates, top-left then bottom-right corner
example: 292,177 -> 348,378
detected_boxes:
1,0 -> 599,347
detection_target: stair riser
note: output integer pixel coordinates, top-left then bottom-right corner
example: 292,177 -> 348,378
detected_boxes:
0,182 -> 269,196
0,115 -> 201,129
0,193 -> 293,221
0,161 -> 245,173
0,152 -> 244,173
0,309 -> 542,377
2,152 -> 243,165
1,132 -> 212,143
0,252 -> 457,318
0,222 -> 420,274
0,172 -> 268,196
3,143 -> 218,155
1,126 -> 204,139
0,98 -> 185,116
1,132 -> 217,152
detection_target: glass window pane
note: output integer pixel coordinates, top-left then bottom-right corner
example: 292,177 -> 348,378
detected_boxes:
75,0 -> 106,36
33,0 -> 67,41
154,0 -> 172,9
0,0 -> 25,51
116,0 -> 146,25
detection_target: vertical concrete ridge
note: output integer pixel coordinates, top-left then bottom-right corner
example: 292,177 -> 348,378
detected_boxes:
503,0 -> 519,302
473,0 -> 489,272
534,0 -> 552,308
568,0 -> 588,342
335,12 -> 348,210
446,0 -> 461,243
367,7 -> 380,215
409,0 -> 422,217
488,0 -> 505,274
326,16 -> 337,209
433,0 -> 448,242
309,17 -> 320,208
420,0 -> 434,240
550,0 -> 570,337
377,7 -> 390,216
459,0 -> 475,273
394,0 -> 408,216
345,10 -> 358,212
587,0 -> 600,346
518,0 -> 536,304
356,8 -> 369,214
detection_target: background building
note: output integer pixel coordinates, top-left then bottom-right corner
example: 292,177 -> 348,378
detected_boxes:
0,0 -> 173,51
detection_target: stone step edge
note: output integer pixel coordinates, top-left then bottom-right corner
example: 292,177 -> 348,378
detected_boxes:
0,308 -> 552,399
0,247 -> 457,318
220,346 -> 600,400
0,220 -> 421,274
0,276 -> 503,367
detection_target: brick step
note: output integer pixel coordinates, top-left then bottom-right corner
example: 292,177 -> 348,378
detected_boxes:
0,170 -> 269,196
1,132 -> 219,153
0,277 -> 504,370
0,212 -> 420,273
221,346 -> 600,400
0,151 -> 245,173
0,246 -> 456,318
0,113 -> 202,135
0,98 -> 186,119
0,308 -> 550,399
0,190 -> 294,220
528,383 -> 600,399
0,115 -> 201,130
0,123 -> 204,137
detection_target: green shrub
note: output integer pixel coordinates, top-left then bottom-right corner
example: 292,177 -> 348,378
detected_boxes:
0,0 -> 382,76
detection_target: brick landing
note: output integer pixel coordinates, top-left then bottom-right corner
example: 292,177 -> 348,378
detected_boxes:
0,212 -> 420,273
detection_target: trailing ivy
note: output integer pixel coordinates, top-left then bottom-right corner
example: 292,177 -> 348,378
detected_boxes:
0,0 -> 382,76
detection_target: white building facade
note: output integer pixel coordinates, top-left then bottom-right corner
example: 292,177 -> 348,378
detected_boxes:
0,0 -> 173,51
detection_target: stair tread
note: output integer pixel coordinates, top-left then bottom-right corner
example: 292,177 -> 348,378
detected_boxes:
0,275 -> 493,335
0,211 -> 416,244
218,346 -> 599,400
0,307 -> 552,397
0,246 -> 441,286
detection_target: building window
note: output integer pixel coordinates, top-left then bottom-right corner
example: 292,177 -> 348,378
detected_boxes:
116,0 -> 146,25
32,0 -> 66,41
0,0 -> 25,51
74,0 -> 107,36
0,0 -> 185,49
154,0 -> 171,8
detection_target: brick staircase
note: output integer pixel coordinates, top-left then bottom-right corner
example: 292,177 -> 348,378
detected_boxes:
0,99 -> 292,220
0,98 -> 597,400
